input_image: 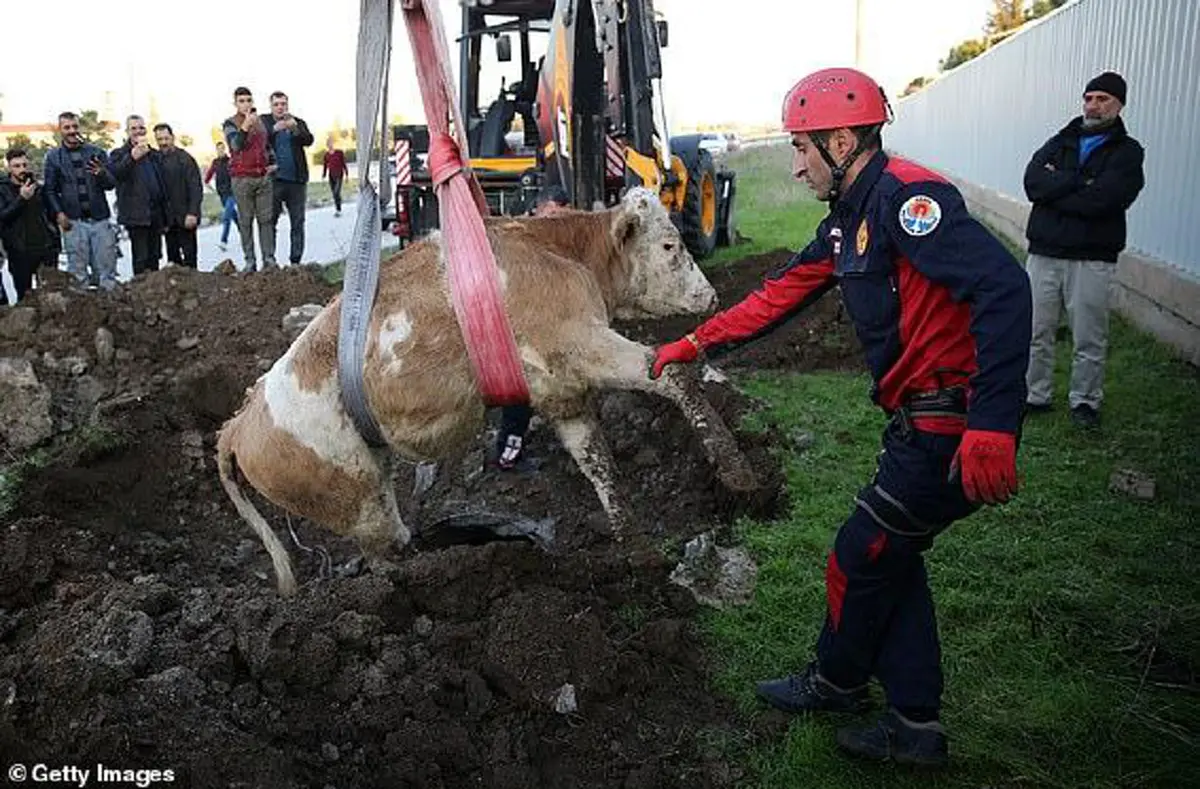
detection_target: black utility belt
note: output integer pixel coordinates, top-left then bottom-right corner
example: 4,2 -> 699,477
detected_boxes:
904,387 -> 968,417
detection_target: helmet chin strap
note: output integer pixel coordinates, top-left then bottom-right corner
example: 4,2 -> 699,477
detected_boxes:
812,125 -> 881,203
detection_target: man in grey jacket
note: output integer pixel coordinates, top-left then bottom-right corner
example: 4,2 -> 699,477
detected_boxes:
43,111 -> 118,290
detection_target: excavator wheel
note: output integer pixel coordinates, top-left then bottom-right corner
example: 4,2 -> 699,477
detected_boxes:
680,148 -> 719,260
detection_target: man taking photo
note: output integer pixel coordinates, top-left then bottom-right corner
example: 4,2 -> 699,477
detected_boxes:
0,148 -> 59,303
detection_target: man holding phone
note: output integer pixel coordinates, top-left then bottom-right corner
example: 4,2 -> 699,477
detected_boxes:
110,114 -> 170,274
0,148 -> 59,303
42,111 -> 118,290
222,87 -> 277,271
266,91 -> 314,264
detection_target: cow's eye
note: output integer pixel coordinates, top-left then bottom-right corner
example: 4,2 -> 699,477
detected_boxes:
663,242 -> 675,252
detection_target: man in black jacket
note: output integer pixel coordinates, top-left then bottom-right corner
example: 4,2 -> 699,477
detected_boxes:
0,149 -> 59,303
154,123 -> 203,268
110,114 -> 170,275
1022,72 -> 1145,429
266,91 -> 315,264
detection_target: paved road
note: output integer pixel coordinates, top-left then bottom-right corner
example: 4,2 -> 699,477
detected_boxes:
122,196 -> 401,276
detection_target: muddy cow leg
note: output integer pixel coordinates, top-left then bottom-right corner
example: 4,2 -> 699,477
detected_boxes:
352,451 -> 413,577
551,412 -> 633,538
575,328 -> 761,493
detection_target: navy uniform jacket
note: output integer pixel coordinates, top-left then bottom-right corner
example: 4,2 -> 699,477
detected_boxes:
694,152 -> 1032,435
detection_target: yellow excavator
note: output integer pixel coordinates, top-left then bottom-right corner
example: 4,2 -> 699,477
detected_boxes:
389,0 -> 736,259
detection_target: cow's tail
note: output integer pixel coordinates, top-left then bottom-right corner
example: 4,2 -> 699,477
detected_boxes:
216,431 -> 298,597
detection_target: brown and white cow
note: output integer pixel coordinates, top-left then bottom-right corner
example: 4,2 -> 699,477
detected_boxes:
217,187 -> 755,596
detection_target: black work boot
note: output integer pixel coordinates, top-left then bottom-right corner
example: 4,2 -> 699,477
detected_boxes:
1070,404 -> 1101,430
835,708 -> 949,768
755,661 -> 871,714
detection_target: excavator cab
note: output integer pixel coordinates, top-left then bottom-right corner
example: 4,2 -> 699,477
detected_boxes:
392,0 -> 736,259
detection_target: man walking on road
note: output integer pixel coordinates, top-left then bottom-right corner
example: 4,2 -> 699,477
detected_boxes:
205,141 -> 238,251
266,91 -> 315,264
1022,71 -> 1145,429
322,137 -> 348,217
223,87 -> 277,271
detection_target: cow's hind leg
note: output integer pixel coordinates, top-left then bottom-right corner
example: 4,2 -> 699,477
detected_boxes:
552,412 -> 632,538
574,329 -> 760,493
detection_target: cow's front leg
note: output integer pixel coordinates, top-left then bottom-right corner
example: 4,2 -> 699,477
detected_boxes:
552,413 -> 632,538
576,329 -> 760,493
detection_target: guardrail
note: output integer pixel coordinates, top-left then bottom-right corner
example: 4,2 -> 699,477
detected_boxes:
739,133 -> 789,149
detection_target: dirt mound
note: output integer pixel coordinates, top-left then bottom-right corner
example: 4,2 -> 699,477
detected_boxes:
0,250 -> 859,787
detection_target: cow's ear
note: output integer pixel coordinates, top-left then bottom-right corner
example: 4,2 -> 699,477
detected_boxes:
611,203 -> 641,248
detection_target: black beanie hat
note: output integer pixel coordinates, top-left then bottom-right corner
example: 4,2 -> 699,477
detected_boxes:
1085,71 -> 1127,104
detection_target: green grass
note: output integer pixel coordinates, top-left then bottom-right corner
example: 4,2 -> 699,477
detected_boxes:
703,145 -> 1200,788
199,178 -> 359,226
0,448 -> 51,522
709,144 -> 824,267
1,421 -> 128,521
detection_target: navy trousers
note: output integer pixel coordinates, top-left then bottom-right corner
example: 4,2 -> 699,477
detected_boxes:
817,418 -> 978,716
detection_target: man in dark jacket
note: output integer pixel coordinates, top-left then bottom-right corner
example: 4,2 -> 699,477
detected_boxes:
43,111 -> 118,290
266,91 -> 315,264
1023,72 -> 1145,429
154,123 -> 203,268
110,115 -> 170,275
0,149 -> 59,303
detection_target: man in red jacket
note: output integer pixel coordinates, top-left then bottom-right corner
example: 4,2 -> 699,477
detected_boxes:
651,67 -> 1032,768
222,87 -> 277,271
322,138 -> 348,216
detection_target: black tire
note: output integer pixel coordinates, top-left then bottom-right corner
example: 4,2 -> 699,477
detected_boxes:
680,148 -> 719,260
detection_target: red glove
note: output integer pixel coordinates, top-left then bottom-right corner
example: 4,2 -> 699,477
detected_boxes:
649,334 -> 701,379
950,429 -> 1018,505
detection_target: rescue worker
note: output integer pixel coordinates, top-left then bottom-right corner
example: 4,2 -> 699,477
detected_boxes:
650,68 -> 1032,767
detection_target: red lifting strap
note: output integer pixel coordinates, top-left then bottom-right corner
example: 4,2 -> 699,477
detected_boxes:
400,0 -> 530,407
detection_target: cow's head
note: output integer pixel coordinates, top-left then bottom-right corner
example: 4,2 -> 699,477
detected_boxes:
610,187 -> 718,319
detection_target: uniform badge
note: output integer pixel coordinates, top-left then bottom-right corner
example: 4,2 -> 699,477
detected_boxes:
855,218 -> 869,256
898,194 -> 942,236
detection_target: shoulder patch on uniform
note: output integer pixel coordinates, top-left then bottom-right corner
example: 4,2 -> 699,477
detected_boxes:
898,194 -> 942,237
855,218 -> 869,256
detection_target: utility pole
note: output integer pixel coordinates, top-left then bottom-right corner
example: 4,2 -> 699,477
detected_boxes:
855,0 -> 864,68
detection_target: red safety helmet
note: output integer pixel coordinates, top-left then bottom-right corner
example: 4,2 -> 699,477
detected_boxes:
782,67 -> 892,133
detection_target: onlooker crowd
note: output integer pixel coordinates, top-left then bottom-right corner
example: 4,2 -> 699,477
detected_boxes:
0,86 -> 332,301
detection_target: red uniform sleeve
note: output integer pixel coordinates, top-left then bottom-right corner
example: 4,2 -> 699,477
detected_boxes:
694,233 -> 837,350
